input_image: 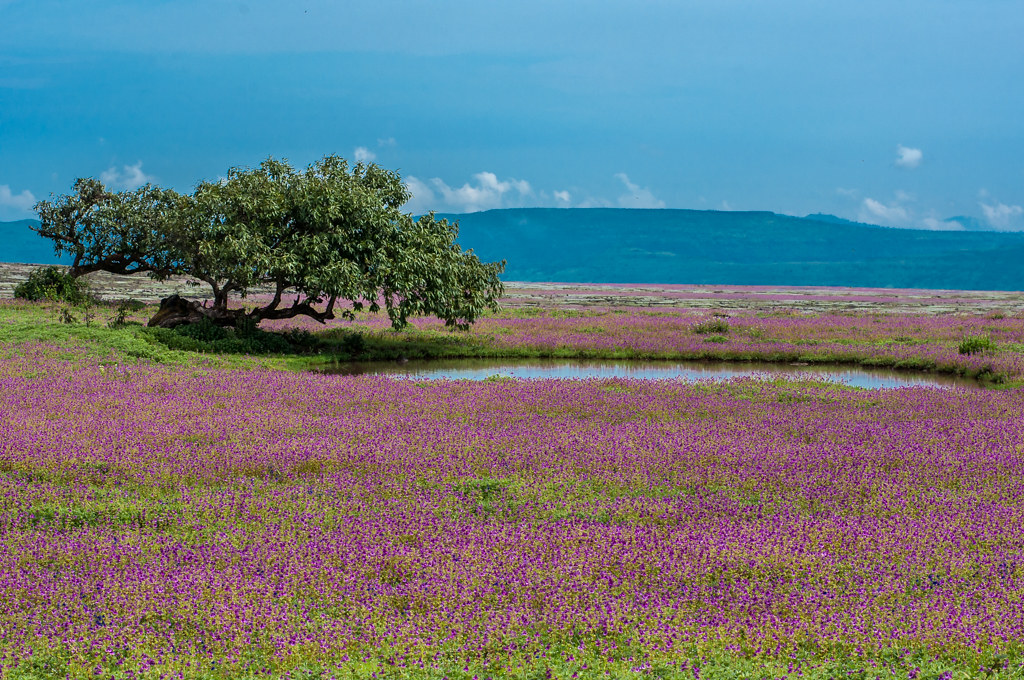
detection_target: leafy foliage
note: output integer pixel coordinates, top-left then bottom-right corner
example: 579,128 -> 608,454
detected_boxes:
33,179 -> 183,278
959,335 -> 994,355
143,322 -> 303,355
32,156 -> 505,330
107,299 -> 145,328
13,266 -> 93,304
692,318 -> 730,335
336,331 -> 366,357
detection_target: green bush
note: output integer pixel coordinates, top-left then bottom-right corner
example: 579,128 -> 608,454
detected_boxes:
176,318 -> 230,343
283,328 -> 321,353
234,314 -> 260,339
959,335 -> 994,355
108,299 -> 145,328
693,318 -> 730,335
145,318 -> 304,355
57,306 -> 77,324
338,331 -> 366,357
13,266 -> 92,304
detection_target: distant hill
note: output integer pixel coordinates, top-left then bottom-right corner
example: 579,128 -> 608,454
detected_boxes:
4,209 -> 1024,290
803,213 -> 876,228
438,208 -> 1024,291
0,219 -> 68,265
945,215 -> 990,231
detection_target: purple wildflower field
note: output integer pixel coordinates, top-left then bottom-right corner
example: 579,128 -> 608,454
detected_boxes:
2,294 -> 1024,678
471,312 -> 1024,373
262,302 -> 1024,384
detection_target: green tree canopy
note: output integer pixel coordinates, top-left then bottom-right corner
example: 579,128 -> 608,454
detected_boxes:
33,156 -> 505,329
34,177 -> 183,279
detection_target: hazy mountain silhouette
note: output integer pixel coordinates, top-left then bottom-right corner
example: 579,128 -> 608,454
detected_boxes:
0,219 -> 59,266
4,209 -> 1024,290
441,208 -> 1024,290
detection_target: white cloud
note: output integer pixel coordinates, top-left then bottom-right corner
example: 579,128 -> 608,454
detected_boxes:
405,171 -> 532,213
858,192 -> 1003,231
0,184 -> 36,212
860,197 -> 910,226
100,161 -> 154,190
895,145 -> 922,169
614,173 -> 664,209
376,137 -> 397,147
921,217 -> 964,231
403,176 -> 436,212
354,146 -> 376,163
405,173 -> 662,213
980,200 -> 1024,230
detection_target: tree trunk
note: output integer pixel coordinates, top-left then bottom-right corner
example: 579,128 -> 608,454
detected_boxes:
146,295 -> 243,328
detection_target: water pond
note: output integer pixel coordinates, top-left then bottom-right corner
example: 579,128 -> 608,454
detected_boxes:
319,358 -> 978,389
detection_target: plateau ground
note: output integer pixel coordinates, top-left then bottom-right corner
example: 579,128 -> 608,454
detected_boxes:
0,280 -> 1023,679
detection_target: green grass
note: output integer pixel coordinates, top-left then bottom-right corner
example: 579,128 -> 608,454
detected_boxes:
0,301 -> 283,370
959,334 -> 996,355
692,318 -> 730,335
1,299 -> 1020,387
4,644 -> 1019,679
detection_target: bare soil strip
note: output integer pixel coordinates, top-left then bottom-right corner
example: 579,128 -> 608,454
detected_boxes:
2,261 -> 1022,315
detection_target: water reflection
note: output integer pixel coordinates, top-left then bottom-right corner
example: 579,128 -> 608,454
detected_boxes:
319,358 -> 977,389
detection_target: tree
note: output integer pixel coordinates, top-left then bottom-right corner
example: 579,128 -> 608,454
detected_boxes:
33,156 -> 506,330
34,178 -> 183,278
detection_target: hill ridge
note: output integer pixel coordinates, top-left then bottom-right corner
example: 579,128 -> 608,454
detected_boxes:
3,210 -> 1024,290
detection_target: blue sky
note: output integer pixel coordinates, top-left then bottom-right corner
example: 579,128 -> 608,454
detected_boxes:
1,0 -> 1022,229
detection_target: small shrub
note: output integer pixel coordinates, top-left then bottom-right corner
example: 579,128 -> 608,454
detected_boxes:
693,318 -> 730,335
177,318 -> 230,343
108,299 -> 145,328
338,331 -> 366,357
81,301 -> 96,327
234,314 -> 260,339
959,335 -> 994,355
248,332 -> 292,354
703,334 -> 729,344
57,306 -> 77,324
146,317 -> 299,355
283,328 -> 321,353
14,266 -> 92,304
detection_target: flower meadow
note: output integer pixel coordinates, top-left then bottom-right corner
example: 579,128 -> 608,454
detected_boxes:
468,311 -> 1024,378
260,304 -> 1024,384
2,340 -> 1024,678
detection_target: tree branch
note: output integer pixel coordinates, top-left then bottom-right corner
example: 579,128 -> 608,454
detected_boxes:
256,297 -> 336,324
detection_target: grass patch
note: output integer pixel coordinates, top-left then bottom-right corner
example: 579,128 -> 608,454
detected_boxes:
692,318 -> 730,335
959,334 -> 995,355
1,298 -> 1017,386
